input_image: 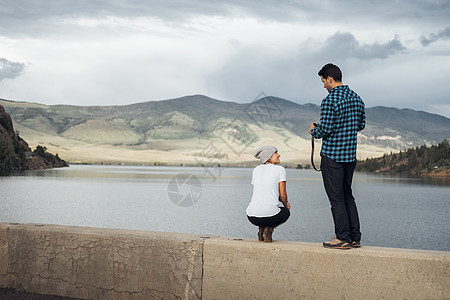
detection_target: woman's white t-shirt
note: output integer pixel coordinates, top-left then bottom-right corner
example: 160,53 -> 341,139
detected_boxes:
246,164 -> 287,218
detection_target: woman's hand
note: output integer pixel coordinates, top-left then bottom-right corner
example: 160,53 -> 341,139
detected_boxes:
286,201 -> 291,209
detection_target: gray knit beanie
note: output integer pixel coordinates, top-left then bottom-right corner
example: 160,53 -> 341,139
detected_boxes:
254,145 -> 278,164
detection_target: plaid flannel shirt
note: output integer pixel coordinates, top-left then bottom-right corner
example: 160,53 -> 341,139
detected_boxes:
310,85 -> 365,162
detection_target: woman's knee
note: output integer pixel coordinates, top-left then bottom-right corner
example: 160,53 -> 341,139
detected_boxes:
281,208 -> 290,223
272,208 -> 290,226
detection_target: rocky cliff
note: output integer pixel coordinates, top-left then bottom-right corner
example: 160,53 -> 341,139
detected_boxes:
0,104 -> 68,173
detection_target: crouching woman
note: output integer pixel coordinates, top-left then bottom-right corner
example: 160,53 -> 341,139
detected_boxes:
246,145 -> 291,242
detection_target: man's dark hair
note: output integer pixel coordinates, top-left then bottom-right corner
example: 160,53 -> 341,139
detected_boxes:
318,63 -> 342,82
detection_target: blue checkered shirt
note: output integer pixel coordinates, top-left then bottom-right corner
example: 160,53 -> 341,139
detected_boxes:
310,85 -> 365,162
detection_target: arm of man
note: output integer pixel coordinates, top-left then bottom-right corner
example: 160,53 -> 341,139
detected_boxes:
279,181 -> 290,209
357,101 -> 366,131
310,98 -> 335,139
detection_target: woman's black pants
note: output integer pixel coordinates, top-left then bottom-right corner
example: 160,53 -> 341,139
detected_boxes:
247,207 -> 290,227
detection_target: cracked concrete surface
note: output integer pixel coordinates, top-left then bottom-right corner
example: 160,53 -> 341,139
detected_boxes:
0,223 -> 8,287
1,223 -> 449,300
3,224 -> 203,299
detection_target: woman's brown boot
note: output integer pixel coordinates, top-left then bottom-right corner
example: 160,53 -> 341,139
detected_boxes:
263,227 -> 273,243
258,226 -> 264,241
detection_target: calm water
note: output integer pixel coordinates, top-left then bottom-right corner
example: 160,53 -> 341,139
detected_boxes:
1,165 -> 449,252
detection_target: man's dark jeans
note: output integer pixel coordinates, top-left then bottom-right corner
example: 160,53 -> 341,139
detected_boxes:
320,154 -> 361,243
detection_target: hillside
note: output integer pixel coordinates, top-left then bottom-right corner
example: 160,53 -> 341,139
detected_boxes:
356,140 -> 449,177
0,104 -> 68,173
0,95 -> 449,166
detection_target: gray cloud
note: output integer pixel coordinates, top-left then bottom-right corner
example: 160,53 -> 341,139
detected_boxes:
207,31 -> 409,104
0,0 -> 229,37
321,32 -> 406,60
421,27 -> 450,46
1,0 -> 450,38
0,58 -> 26,80
0,0 -> 321,25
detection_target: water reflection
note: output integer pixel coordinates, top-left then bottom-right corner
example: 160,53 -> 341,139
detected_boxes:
4,165 -> 223,181
355,172 -> 450,187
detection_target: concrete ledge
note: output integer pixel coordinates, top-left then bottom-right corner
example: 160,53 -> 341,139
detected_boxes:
2,223 -> 205,299
202,238 -> 450,299
0,223 -> 8,287
1,223 -> 449,299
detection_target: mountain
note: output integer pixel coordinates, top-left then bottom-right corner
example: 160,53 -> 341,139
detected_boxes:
0,104 -> 68,173
0,95 -> 448,166
362,106 -> 449,149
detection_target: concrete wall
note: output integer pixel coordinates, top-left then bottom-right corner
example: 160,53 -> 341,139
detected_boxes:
1,223 -> 449,300
202,239 -> 450,299
0,223 -> 203,299
0,223 -> 8,289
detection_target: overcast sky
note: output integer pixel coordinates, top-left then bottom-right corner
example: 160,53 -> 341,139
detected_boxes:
0,0 -> 449,117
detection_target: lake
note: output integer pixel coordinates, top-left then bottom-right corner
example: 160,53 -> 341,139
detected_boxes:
0,165 -> 449,252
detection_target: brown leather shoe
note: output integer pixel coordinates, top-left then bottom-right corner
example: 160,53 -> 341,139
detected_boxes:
323,236 -> 351,250
258,226 -> 264,241
350,240 -> 361,248
263,227 -> 274,243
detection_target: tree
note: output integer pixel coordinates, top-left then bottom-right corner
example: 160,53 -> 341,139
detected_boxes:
356,139 -> 449,175
34,145 -> 47,157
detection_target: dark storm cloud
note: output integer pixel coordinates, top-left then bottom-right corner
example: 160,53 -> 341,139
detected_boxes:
420,27 -> 450,46
0,0 -> 231,37
1,0 -> 449,37
0,0 -> 319,25
0,58 -> 26,80
321,32 -> 406,60
0,0 -> 315,38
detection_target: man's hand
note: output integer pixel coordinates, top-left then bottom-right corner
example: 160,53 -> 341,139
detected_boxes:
309,123 -> 316,133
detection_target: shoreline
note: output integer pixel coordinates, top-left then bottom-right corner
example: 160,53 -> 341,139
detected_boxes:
60,162 -> 450,177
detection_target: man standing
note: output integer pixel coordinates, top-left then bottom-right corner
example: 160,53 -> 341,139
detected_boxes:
309,63 -> 365,250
